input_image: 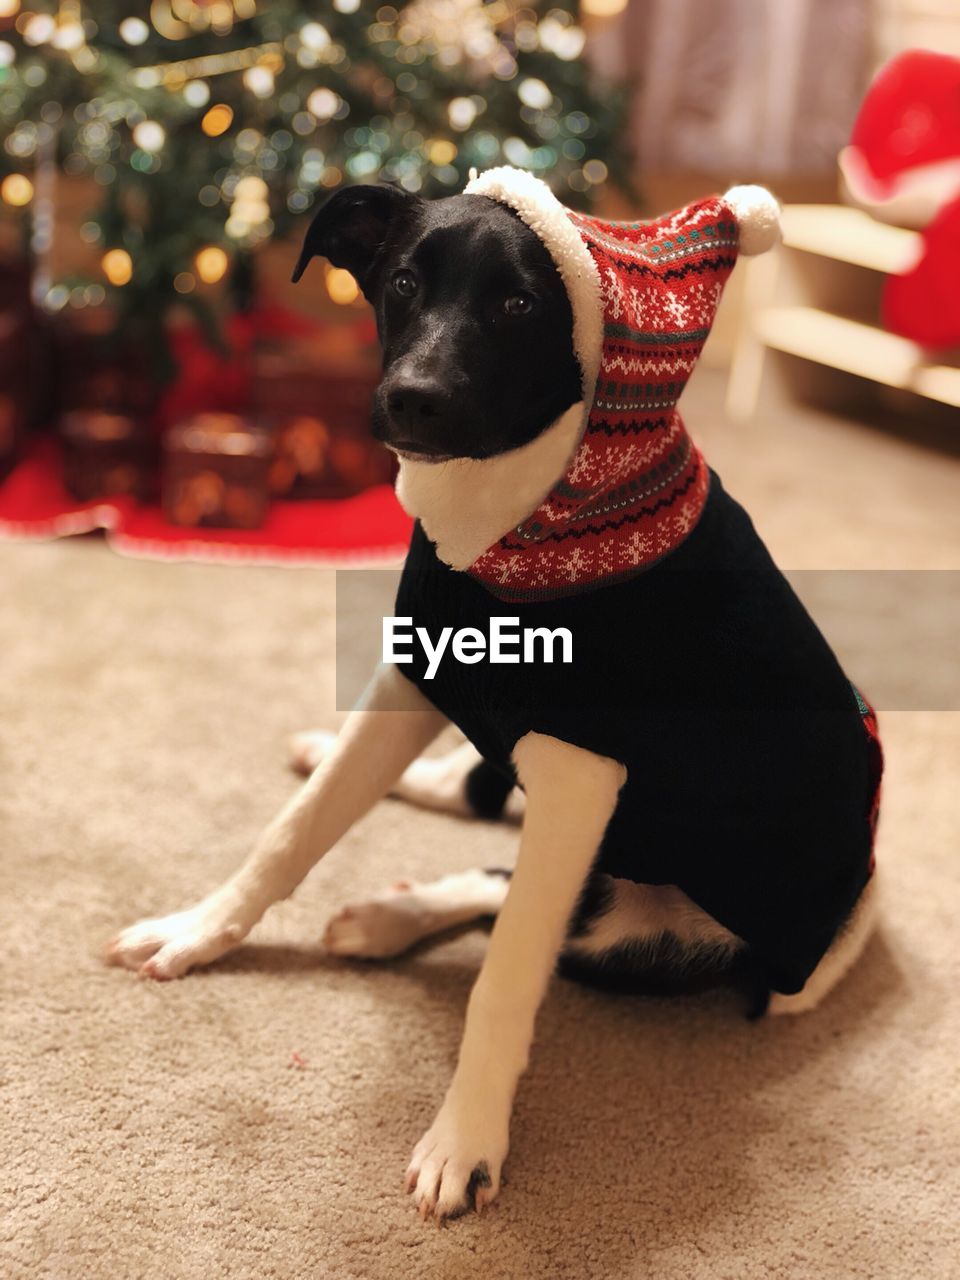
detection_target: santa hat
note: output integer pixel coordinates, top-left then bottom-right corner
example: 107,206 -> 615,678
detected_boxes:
839,50 -> 960,228
836,50 -> 960,349
461,166 -> 780,601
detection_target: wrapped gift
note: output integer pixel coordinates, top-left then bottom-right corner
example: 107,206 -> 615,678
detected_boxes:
268,414 -> 330,497
163,413 -> 273,529
0,258 -> 31,313
0,257 -> 35,480
0,311 -> 27,482
51,309 -> 156,417
252,328 -> 393,499
265,412 -> 393,499
59,410 -> 152,502
0,392 -> 19,484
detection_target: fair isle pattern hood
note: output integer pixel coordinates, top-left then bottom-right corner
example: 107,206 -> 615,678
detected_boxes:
460,167 -> 780,602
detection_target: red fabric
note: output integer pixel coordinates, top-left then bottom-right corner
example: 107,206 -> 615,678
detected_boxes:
844,48 -> 960,350
0,437 -> 411,566
157,305 -> 378,428
856,688 -> 884,875
883,194 -> 960,350
849,50 -> 960,190
469,196 -> 739,601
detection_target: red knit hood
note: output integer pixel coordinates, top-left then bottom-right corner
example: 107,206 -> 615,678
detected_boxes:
460,167 -> 778,601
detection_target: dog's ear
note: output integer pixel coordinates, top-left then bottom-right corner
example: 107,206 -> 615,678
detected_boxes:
291,184 -> 420,293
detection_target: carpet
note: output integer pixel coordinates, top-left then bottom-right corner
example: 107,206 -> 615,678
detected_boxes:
2,375 -> 959,1279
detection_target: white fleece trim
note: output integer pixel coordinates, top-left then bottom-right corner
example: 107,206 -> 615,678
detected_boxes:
394,400 -> 586,571
465,166 -> 604,396
724,185 -> 781,256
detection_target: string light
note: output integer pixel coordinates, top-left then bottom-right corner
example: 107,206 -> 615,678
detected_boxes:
427,139 -> 457,166
101,249 -> 133,286
447,97 -> 477,131
132,41 -> 284,87
183,80 -> 210,107
132,120 -> 165,152
517,78 -> 551,110
1,173 -> 33,206
300,22 -> 330,51
195,246 -> 229,284
22,13 -> 55,44
243,65 -> 274,98
234,175 -> 268,200
51,20 -> 85,51
537,14 -> 584,60
325,264 -> 359,305
151,0 -> 257,40
226,174 -> 271,241
119,17 -> 150,45
307,88 -> 339,121
201,104 -> 234,136
7,0 -> 620,353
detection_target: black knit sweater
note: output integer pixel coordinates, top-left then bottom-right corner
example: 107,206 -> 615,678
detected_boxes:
394,469 -> 879,995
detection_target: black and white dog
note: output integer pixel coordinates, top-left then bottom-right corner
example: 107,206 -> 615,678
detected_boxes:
109,169 -> 882,1223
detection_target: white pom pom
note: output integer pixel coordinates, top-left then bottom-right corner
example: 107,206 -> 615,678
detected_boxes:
724,184 -> 781,256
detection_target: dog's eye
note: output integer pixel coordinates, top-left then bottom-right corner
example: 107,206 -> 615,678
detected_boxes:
503,293 -> 534,317
392,270 -> 418,298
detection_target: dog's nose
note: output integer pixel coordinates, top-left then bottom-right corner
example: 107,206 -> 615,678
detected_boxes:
386,380 -> 446,426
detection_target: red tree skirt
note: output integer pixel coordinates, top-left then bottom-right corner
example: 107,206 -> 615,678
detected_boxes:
0,438 -> 413,567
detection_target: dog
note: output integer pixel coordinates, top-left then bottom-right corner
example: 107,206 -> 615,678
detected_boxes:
108,168 -> 883,1223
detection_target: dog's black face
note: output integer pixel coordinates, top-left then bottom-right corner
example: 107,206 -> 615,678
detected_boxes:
293,185 -> 582,461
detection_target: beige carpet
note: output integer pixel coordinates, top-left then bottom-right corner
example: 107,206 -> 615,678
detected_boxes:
3,378 -> 959,1279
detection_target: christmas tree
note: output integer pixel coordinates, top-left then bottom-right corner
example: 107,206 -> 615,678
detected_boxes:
0,0 -> 629,379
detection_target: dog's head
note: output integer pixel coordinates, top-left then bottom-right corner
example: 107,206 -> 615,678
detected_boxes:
293,185 -> 583,462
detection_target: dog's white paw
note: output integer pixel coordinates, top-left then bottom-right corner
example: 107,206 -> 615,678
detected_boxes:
288,729 -> 337,776
405,1094 -> 508,1222
322,882 -> 429,959
106,898 -> 252,980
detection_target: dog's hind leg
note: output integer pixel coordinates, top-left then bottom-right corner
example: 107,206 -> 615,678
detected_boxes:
290,732 -> 523,821
323,867 -> 512,958
557,875 -> 746,995
767,876 -> 878,1016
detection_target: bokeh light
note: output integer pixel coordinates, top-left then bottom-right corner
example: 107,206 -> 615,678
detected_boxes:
132,120 -> 165,152
1,172 -> 33,206
118,17 -> 149,46
325,264 -> 360,305
195,246 -> 229,284
307,88 -> 339,121
427,139 -> 457,166
201,104 -> 234,137
101,249 -> 133,286
183,81 -> 211,108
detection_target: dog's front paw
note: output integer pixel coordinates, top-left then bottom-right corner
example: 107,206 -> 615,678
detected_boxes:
105,895 -> 253,980
405,1094 -> 508,1222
